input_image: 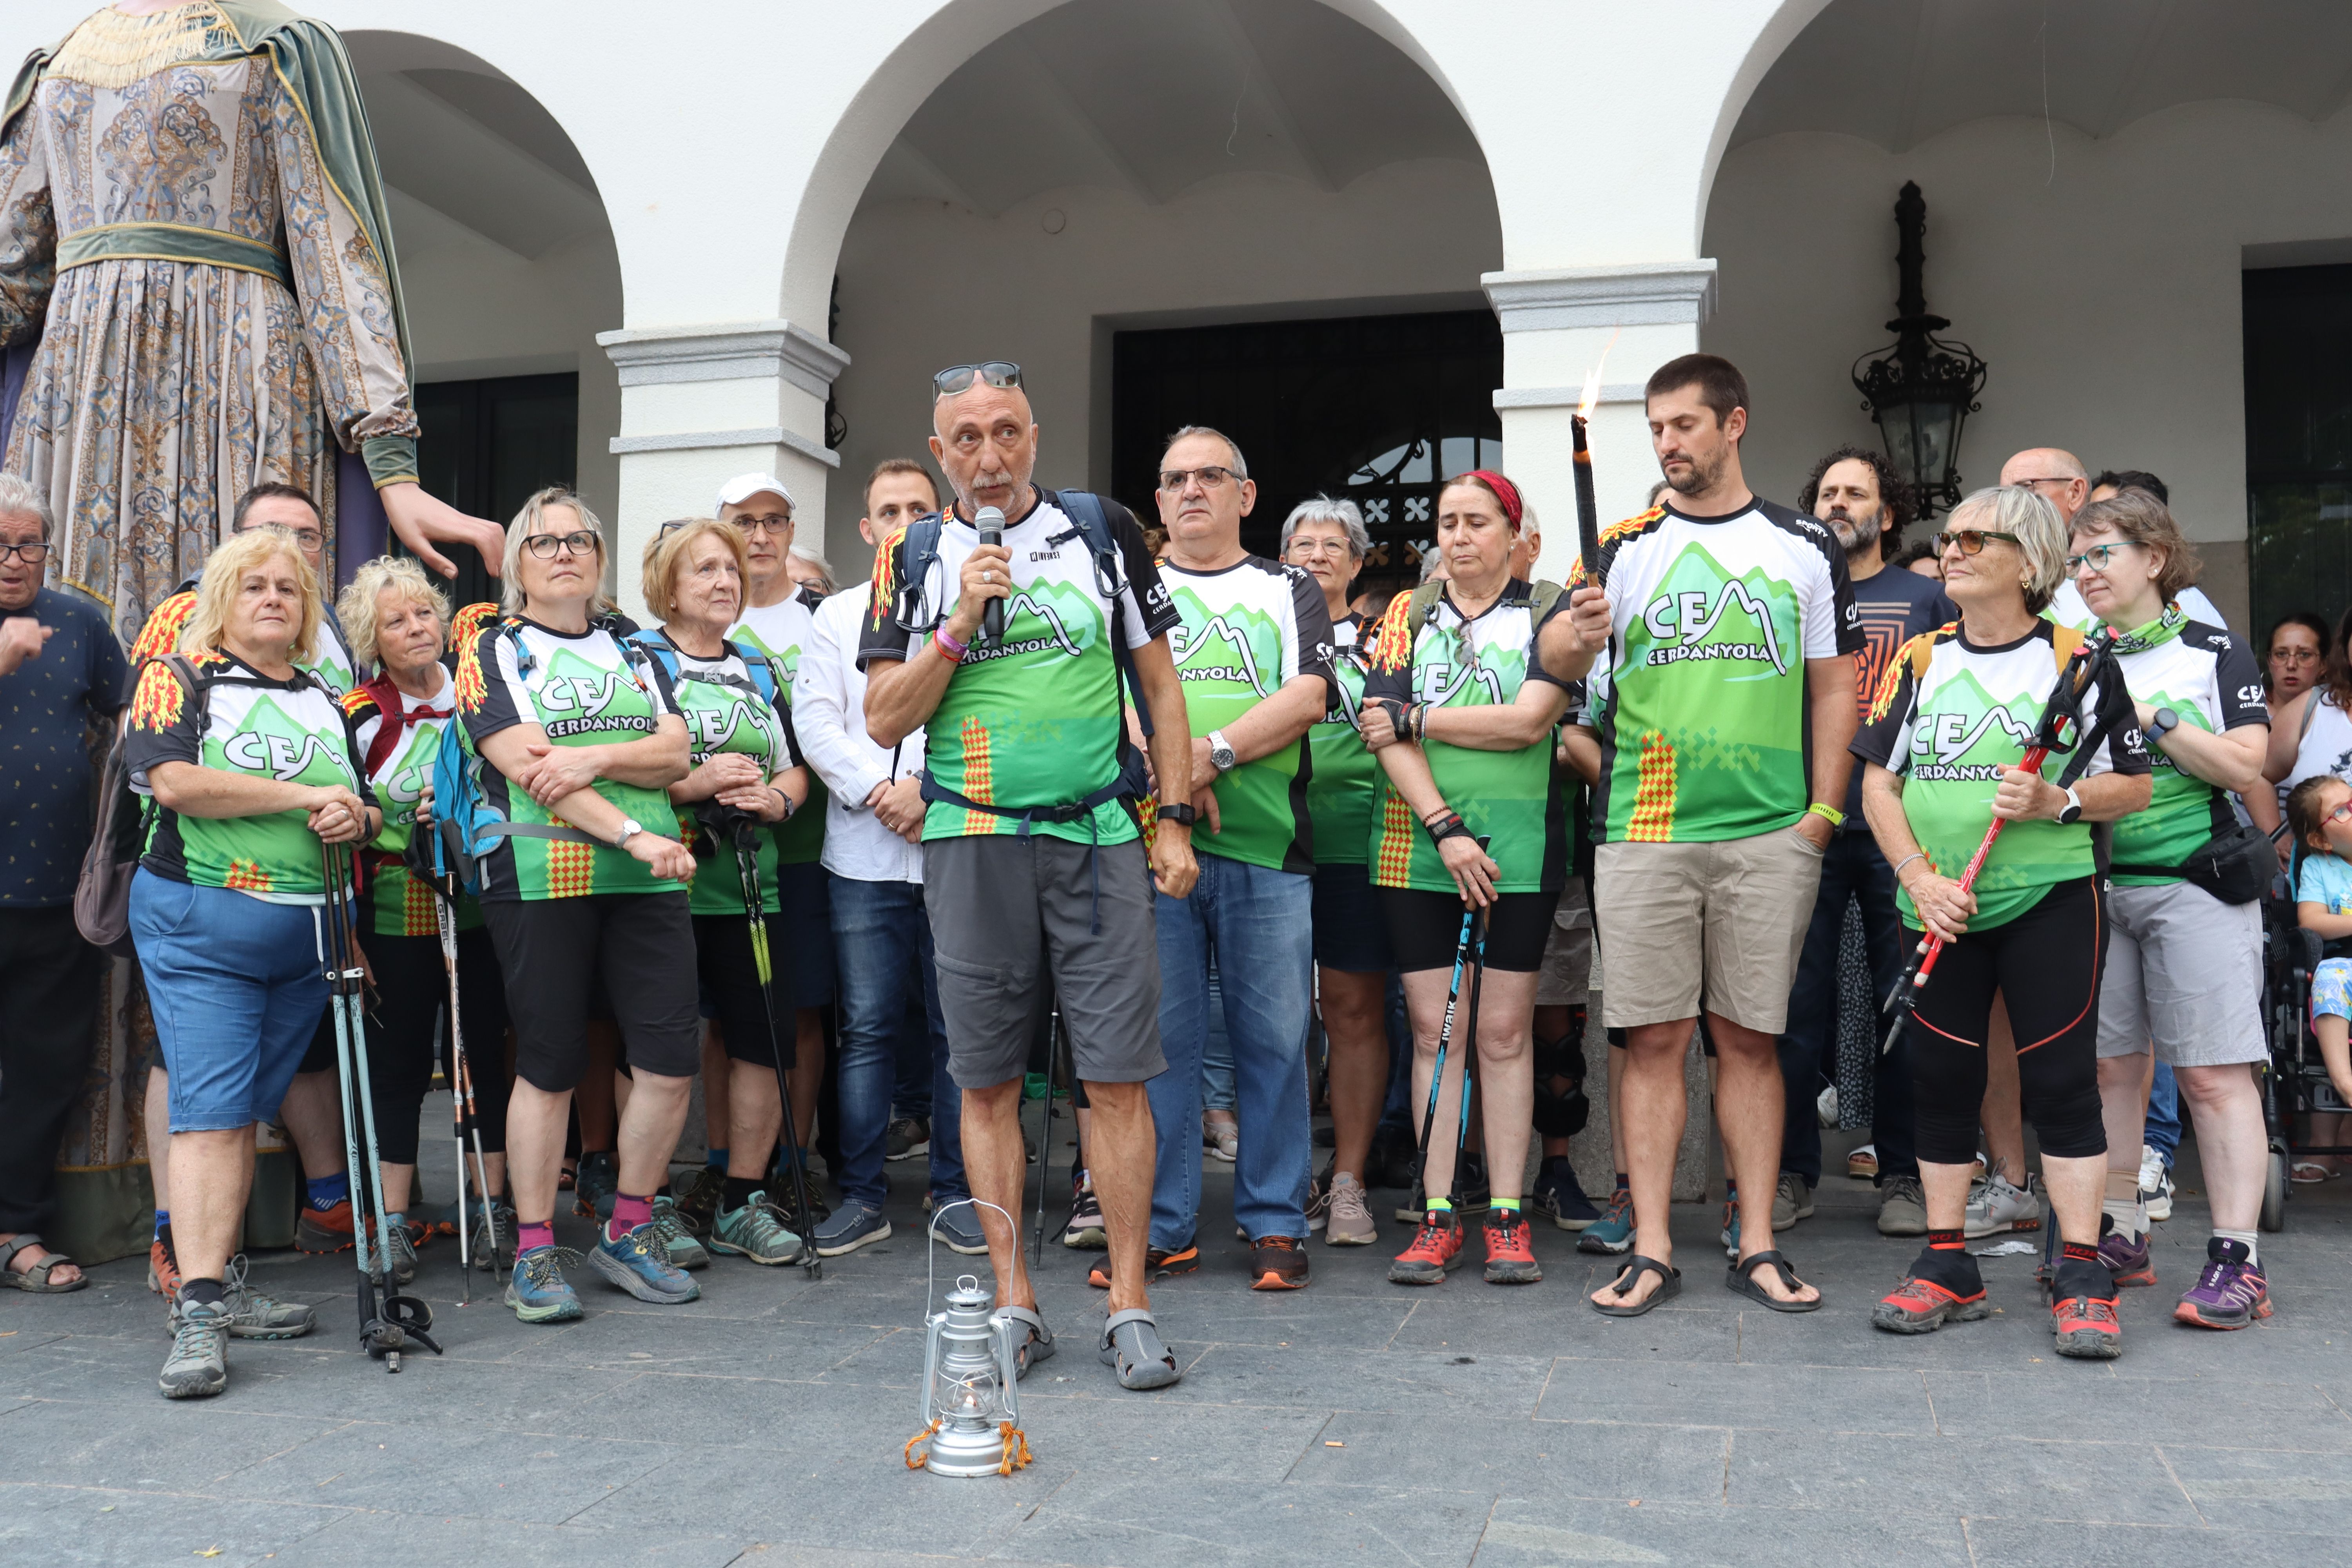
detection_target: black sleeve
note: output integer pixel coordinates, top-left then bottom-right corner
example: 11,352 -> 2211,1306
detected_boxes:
2089,672 -> 2151,776
1361,593 -> 1416,708
774,695 -> 804,771
87,603 -> 131,719
1104,499 -> 1181,642
1825,524 -> 1865,656
341,699 -> 379,809
458,623 -> 527,744
2202,626 -> 2270,731
1850,635 -> 1926,773
855,530 -> 918,670
122,660 -> 201,789
1286,563 -> 1337,701
1523,586 -> 1573,688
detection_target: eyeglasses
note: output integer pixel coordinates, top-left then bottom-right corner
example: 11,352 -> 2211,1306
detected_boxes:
731,515 -> 791,537
1933,529 -> 2020,556
655,518 -> 694,539
0,540 -> 49,564
932,361 -> 1022,400
523,530 -> 601,559
2328,800 -> 2352,827
1159,465 -> 1237,493
234,521 -> 324,552
2273,648 -> 2322,666
2062,540 -> 2143,577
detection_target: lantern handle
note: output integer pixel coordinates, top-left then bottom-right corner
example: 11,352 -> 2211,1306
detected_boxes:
926,1196 -> 1019,1323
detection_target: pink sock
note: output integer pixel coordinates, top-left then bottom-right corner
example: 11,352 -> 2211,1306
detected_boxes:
518,1221 -> 554,1254
607,1192 -> 653,1240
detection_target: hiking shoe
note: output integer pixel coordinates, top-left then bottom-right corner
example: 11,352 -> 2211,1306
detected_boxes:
710,1192 -> 808,1266
294,1198 -> 355,1254
505,1245 -> 584,1323
1847,1143 -> 1878,1181
167,1256 -> 315,1341
1062,1175 -> 1107,1250
1305,1163 -> 1332,1234
1530,1158 -> 1601,1230
929,1200 -> 989,1256
591,1221 -> 700,1303
1579,1189 -> 1634,1254
1249,1235 -> 1309,1290
1390,1211 -> 1466,1284
158,1298 -> 231,1399
650,1196 -> 711,1269
1323,1172 -> 1377,1246
2098,1223 -> 2157,1288
1483,1209 -> 1541,1284
1771,1173 -> 1813,1232
1873,1272 -> 1990,1335
765,1168 -> 831,1233
670,1165 -> 726,1239
380,1218 -> 421,1286
147,1236 -> 181,1298
885,1116 -> 931,1161
2174,1237 -> 2271,1329
2051,1290 -> 2124,1359
812,1201 -> 891,1258
573,1151 -> 618,1220
2141,1143 -> 2175,1223
1720,1199 -> 1741,1260
1962,1172 -> 2040,1238
1089,1245 -> 1199,1289
1877,1175 -> 1928,1237
466,1202 -> 516,1271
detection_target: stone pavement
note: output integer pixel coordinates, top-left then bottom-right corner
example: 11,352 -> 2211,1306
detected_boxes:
4,1149 -> 2351,1568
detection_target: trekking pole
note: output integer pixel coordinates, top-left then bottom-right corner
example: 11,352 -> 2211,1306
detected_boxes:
724,814 -> 824,1278
318,837 -> 441,1370
1412,839 -> 1493,1211
1030,995 -> 1066,1267
1450,904 -> 1491,1209
434,879 -> 502,1300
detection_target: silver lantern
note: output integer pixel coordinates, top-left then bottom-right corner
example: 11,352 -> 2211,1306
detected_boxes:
909,1272 -> 1027,1476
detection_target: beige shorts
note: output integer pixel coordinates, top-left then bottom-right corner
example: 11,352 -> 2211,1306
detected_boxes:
1593,827 -> 1824,1034
1535,876 -> 1595,1008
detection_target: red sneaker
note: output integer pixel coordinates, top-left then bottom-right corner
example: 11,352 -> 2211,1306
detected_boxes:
1483,1209 -> 1541,1284
1871,1274 -> 1989,1334
146,1236 -> 181,1297
295,1199 -> 356,1254
2051,1291 -> 2124,1359
1087,1245 -> 1198,1290
1388,1210 -> 1464,1285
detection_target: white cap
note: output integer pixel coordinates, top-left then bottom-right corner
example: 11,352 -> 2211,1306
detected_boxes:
715,472 -> 795,514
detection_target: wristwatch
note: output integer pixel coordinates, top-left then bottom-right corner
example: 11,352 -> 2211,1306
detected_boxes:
612,817 -> 644,849
2056,786 -> 2085,826
2145,706 -> 2179,745
1157,801 -> 1199,826
1207,730 -> 1237,775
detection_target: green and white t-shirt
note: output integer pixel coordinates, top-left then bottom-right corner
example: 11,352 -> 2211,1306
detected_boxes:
1363,580 -> 1572,894
629,631 -> 802,916
345,669 -> 481,936
124,652 -> 374,902
456,616 -> 684,902
1158,555 -> 1334,873
1306,612 -> 1379,868
1578,499 -> 1862,843
2104,609 -> 2268,885
1851,619 -> 2149,930
731,587 -> 828,867
857,488 -> 1179,847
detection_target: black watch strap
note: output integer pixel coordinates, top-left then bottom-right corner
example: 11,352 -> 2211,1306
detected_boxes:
1157,801 -> 1199,826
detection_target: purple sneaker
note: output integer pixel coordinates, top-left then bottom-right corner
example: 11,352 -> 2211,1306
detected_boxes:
2174,1237 -> 2271,1330
2097,1222 -> 2156,1288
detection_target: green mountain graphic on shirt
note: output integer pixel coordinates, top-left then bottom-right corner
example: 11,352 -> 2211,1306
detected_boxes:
183,691 -> 359,895
1168,588 -> 1301,871
1605,543 -> 1809,842
729,619 -> 826,864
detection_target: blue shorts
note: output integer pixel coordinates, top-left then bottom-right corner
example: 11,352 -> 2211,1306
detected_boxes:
131,870 -> 328,1134
773,859 -> 837,1009
1311,862 -> 1392,973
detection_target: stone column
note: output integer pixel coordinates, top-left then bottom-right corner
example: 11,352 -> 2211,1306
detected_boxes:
596,319 -> 849,615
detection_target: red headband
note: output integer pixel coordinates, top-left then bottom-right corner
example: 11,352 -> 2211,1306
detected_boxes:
1458,469 -> 1524,531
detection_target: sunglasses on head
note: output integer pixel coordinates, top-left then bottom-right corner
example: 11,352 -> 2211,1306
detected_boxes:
932,361 -> 1022,400
1933,528 -> 2020,557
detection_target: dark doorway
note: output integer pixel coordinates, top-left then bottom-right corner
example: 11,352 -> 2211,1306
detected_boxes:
2245,265 -> 2352,641
410,372 -> 579,610
1112,310 -> 1502,607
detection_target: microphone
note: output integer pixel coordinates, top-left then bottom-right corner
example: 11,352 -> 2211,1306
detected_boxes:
976,505 -> 1005,643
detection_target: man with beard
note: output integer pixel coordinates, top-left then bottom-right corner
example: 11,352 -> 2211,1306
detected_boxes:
1779,448 -> 1953,1239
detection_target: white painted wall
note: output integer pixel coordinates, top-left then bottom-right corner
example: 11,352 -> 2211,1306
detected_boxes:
826,158 -> 1501,577
1702,100 -> 2352,626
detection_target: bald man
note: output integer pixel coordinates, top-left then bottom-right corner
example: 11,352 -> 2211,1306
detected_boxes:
861,363 -> 1199,1391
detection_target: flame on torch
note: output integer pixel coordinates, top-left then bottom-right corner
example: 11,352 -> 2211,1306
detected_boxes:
1575,328 -> 1621,421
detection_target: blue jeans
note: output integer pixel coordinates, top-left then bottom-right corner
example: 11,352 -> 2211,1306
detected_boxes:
830,877 -> 964,1209
1202,965 -> 1236,1111
1779,829 -> 1916,1186
131,871 -> 328,1133
2145,1060 -> 2181,1165
1148,853 -> 1314,1247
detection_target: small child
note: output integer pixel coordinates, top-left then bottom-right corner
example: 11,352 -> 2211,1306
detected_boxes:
2287,776 -> 2352,1139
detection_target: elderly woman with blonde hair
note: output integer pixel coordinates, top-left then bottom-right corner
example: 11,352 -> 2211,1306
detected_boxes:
336,558 -> 513,1285
126,527 -> 382,1399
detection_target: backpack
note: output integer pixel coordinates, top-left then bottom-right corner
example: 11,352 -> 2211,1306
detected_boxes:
353,672 -> 456,780
622,629 -> 782,710
1390,576 -> 1565,656
75,654 -> 199,957
889,489 -> 1154,829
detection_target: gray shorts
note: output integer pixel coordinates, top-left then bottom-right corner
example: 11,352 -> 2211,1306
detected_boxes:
923,834 -> 1166,1090
1593,827 -> 1823,1034
2096,879 -> 2267,1067
1534,876 -> 1595,1008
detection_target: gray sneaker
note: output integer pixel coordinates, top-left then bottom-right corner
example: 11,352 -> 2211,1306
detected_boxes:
1963,1172 -> 2041,1238
812,1201 -> 891,1258
369,1220 -> 420,1286
167,1255 -> 316,1341
1877,1174 -> 1928,1237
928,1200 -> 989,1256
159,1298 -> 231,1399
710,1192 -> 810,1266
467,1202 -> 516,1271
1322,1172 -> 1377,1247
650,1196 -> 711,1270
1771,1172 -> 1814,1231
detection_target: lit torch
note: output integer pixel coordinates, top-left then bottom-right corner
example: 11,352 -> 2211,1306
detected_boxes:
1569,330 -> 1617,589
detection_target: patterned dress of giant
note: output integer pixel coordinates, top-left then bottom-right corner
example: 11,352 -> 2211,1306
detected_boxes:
0,1 -> 421,639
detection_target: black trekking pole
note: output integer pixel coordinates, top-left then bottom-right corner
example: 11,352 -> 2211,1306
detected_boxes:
1451,904 -> 1491,1211
1030,995 -> 1067,1267
318,837 -> 440,1370
720,811 -> 823,1278
1412,839 -> 1494,1214
433,871 -> 502,1300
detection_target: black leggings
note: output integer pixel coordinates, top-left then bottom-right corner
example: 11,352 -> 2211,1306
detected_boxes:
1907,875 -> 2107,1163
359,926 -> 512,1163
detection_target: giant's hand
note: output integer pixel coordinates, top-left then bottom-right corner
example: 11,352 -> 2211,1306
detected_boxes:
379,482 -> 508,581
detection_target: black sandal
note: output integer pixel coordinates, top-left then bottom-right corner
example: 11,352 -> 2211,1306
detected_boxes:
1591,1254 -> 1680,1317
1728,1249 -> 1821,1313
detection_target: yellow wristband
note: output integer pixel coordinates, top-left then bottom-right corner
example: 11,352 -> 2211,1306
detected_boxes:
1806,802 -> 1846,828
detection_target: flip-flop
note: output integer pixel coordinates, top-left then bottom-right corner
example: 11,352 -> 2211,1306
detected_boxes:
1591,1254 -> 1680,1317
995,1303 -> 1055,1379
2290,1161 -> 2337,1184
0,1234 -> 86,1294
1098,1307 -> 1180,1390
1728,1249 -> 1822,1313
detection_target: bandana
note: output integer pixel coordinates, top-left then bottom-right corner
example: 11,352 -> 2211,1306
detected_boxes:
2110,603 -> 2187,656
1459,469 -> 1524,532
